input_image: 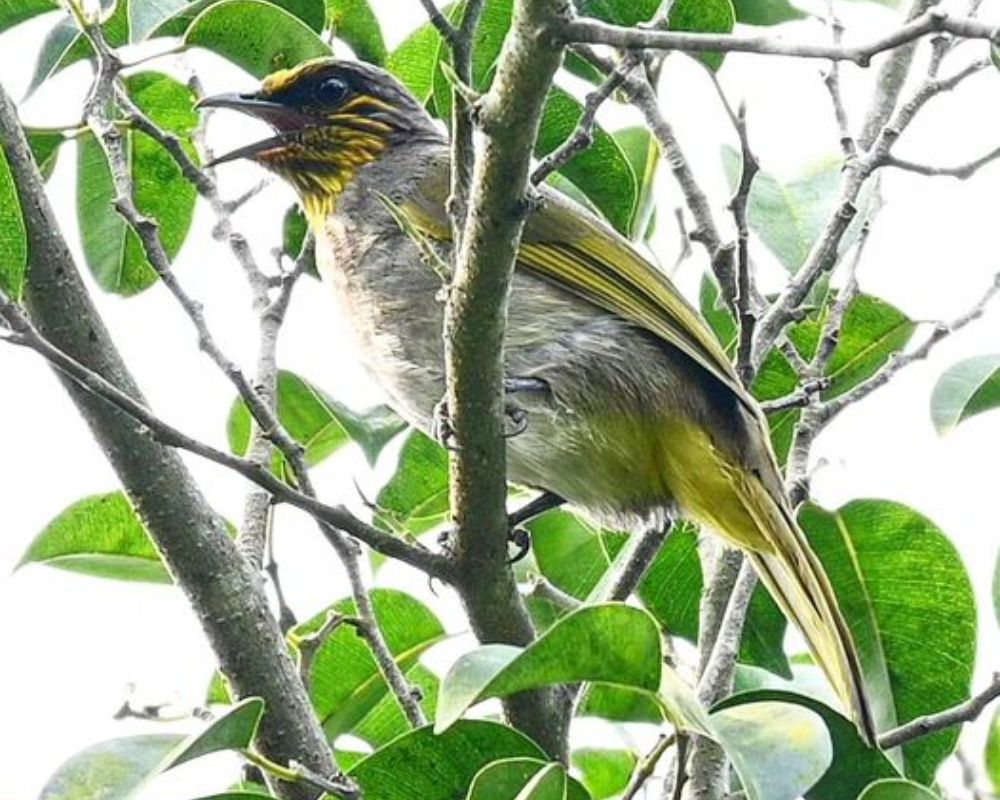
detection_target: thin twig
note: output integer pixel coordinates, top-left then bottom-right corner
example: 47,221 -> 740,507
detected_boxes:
884,144 -> 1000,179
559,10 -> 999,66
696,559 -> 757,707
531,56 -> 634,185
524,576 -> 582,612
878,673 -> 1000,749
605,522 -> 674,602
297,610 -> 346,687
621,734 -> 676,800
0,292 -> 454,580
753,57 -> 989,368
574,45 -> 735,307
417,0 -> 458,44
725,99 -> 760,384
101,20 -> 429,726
821,3 -> 855,158
817,270 -> 1000,423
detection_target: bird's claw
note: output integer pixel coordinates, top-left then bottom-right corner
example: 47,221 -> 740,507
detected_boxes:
431,398 -> 460,450
507,525 -> 532,564
503,402 -> 529,438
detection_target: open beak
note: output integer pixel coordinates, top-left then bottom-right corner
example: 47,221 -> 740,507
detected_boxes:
196,92 -> 309,167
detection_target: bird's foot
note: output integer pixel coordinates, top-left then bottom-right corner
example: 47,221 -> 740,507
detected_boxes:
507,525 -> 532,564
502,376 -> 551,439
506,491 -> 565,564
431,398 -> 459,450
431,377 -> 550,447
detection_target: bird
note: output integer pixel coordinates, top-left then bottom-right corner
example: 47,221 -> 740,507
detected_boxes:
199,58 -> 877,745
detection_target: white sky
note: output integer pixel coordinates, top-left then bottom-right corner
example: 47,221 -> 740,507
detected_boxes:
2,1 -> 1000,798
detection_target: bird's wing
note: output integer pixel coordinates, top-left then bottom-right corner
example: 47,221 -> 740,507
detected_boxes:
399,165 -> 750,406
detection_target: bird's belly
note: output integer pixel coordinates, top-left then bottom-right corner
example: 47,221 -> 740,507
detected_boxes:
316,229 -> 682,527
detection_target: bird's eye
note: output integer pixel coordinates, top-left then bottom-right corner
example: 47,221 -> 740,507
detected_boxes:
315,77 -> 348,105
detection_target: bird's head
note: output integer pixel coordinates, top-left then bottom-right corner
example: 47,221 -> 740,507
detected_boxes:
198,59 -> 441,215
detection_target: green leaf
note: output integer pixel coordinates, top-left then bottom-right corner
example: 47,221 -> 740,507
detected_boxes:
289,589 -> 446,741
347,721 -> 546,800
468,759 -> 589,800
808,294 -> 915,399
326,0 -> 385,63
721,149 -> 871,273
39,734 -> 183,800
800,499 -> 976,783
386,11 -> 450,102
436,604 -> 704,734
571,749 -> 636,800
76,72 -> 199,295
613,126 -> 658,241
26,16 -> 79,99
40,700 -> 268,799
732,0 -> 806,25
129,0 -> 188,40
17,492 -> 171,583
27,129 -> 64,180
711,701 -> 832,800
510,763 -> 565,800
994,550 -> 1000,630
575,0 -> 659,26
535,87 -> 637,235
0,0 -> 59,34
574,0 -> 736,69
712,282 -> 914,461
353,663 -> 440,747
162,698 -> 264,770
26,2 -> 129,97
985,707 -> 1000,795
282,205 -> 308,256
0,144 -> 27,301
227,370 -> 404,469
148,0 -> 326,37
858,779 -> 940,800
528,508 -> 617,598
281,205 -> 318,277
374,430 -> 450,535
717,690 -> 899,800
930,354 -> 1000,435
185,0 -> 330,78
531,512 -> 789,677
186,795 -> 277,800
206,670 -> 234,705
430,0 -> 513,122
668,0 -> 736,70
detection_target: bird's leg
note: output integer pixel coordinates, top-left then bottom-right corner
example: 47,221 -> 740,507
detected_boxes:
507,491 -> 565,564
432,376 -> 551,449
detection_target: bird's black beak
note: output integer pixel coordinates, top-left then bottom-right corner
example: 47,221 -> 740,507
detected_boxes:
196,91 -> 285,114
196,92 -> 308,167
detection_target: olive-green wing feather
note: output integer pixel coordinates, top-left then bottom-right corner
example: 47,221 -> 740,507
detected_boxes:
399,164 -> 750,407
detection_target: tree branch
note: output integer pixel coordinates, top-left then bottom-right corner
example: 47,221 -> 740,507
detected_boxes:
96,19 -> 430,728
752,56 -> 988,367
443,0 -> 571,760
0,81 -> 338,800
0,293 -> 456,580
531,55 -> 634,185
857,0 -> 940,151
559,9 -> 998,66
817,270 -> 1000,423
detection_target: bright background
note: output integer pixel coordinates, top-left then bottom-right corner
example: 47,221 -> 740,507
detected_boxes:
1,1 -> 999,798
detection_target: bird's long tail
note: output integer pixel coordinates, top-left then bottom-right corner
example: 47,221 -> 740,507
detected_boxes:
744,503 -> 878,747
660,419 -> 877,745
